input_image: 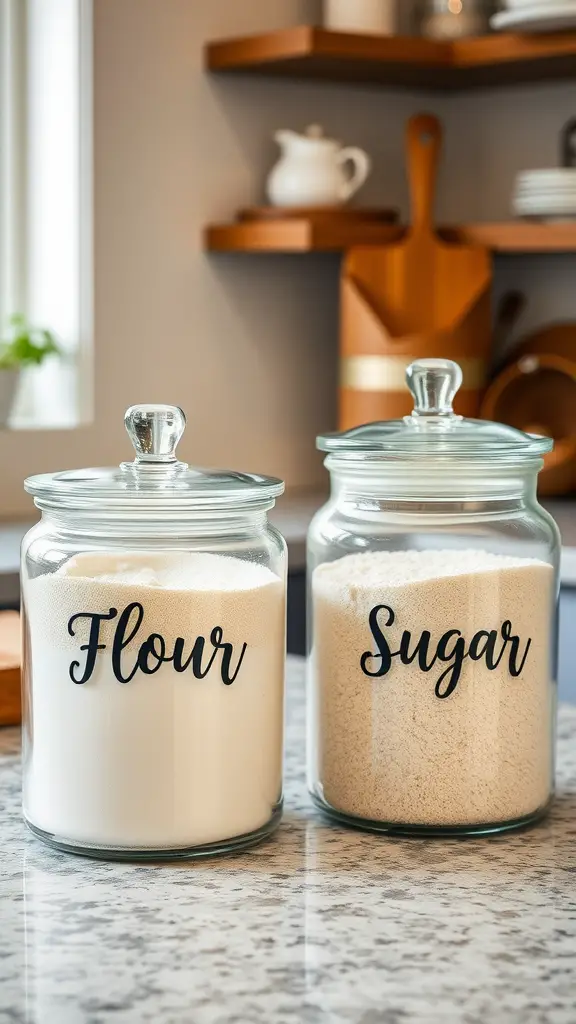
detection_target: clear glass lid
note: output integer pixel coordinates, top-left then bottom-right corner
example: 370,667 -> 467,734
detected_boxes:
319,359 -> 554,462
25,405 -> 285,512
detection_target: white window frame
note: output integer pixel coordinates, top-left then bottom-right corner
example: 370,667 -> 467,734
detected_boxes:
0,0 -> 93,429
0,0 -> 26,323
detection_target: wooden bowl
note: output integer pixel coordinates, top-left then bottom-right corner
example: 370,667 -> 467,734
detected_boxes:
481,324 -> 576,496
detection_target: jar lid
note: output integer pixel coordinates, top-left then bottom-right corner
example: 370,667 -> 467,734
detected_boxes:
318,359 -> 554,462
25,405 -> 284,513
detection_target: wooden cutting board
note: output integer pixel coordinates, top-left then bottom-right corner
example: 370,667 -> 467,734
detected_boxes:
0,611 -> 21,727
345,114 -> 492,338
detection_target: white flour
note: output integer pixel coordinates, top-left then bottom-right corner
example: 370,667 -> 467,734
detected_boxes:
23,551 -> 285,850
311,549 -> 555,827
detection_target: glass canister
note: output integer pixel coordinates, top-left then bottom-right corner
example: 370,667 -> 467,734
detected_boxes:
21,405 -> 287,859
417,0 -> 495,39
308,360 -> 560,836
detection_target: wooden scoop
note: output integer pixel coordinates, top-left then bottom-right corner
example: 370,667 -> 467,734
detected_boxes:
339,114 -> 493,427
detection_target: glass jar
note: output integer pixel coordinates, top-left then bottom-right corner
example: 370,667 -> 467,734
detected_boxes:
21,405 -> 287,860
308,360 -> 560,836
417,0 -> 495,39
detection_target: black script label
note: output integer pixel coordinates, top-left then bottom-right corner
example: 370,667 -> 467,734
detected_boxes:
361,604 -> 532,699
67,603 -> 248,687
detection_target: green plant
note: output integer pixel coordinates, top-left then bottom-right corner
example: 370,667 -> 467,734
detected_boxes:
0,314 -> 60,370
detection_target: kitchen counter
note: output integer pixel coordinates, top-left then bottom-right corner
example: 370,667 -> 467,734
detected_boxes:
2,658 -> 576,1024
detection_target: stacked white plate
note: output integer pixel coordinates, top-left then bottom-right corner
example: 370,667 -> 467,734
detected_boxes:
513,168 -> 576,221
492,1 -> 576,33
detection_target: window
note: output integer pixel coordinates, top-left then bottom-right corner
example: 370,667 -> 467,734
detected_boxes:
0,0 -> 92,429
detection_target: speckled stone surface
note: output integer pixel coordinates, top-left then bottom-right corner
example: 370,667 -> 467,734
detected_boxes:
1,658 -> 576,1024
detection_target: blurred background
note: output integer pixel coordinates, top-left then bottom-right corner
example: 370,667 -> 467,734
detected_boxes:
1,0 -> 575,688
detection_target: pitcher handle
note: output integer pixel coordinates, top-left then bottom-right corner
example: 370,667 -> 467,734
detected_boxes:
337,147 -> 371,202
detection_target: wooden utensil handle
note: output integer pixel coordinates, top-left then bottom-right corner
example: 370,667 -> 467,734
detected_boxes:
561,116 -> 576,168
407,114 -> 442,236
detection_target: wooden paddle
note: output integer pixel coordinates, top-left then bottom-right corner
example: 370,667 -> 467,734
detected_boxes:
345,113 -> 492,339
339,114 -> 493,427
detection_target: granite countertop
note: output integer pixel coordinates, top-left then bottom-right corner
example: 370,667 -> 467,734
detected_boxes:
2,658 -> 576,1024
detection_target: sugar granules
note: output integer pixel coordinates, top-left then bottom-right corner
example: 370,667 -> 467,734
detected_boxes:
311,549 -> 555,827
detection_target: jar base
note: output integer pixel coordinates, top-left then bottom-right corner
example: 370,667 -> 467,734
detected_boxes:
25,803 -> 283,861
310,792 -> 551,838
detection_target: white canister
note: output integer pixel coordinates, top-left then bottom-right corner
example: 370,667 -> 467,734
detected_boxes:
324,0 -> 397,35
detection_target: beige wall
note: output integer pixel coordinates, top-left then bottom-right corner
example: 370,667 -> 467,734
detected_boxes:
2,0 -> 433,515
2,0 -> 575,516
91,0 -> 434,493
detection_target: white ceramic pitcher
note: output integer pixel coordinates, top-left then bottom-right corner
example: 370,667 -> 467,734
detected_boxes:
267,126 -> 371,208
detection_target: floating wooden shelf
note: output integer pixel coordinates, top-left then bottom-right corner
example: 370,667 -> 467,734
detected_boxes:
206,220 -> 576,254
206,26 -> 576,91
444,222 -> 576,253
205,219 -> 402,253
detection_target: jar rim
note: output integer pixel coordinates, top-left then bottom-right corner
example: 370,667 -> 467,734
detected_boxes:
321,442 -> 551,462
24,470 -> 284,516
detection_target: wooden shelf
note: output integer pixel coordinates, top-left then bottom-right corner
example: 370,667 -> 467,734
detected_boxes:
205,219 -> 402,253
206,26 -> 576,91
205,219 -> 576,254
444,222 -> 576,253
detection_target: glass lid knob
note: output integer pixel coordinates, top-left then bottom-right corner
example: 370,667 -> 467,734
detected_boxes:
124,404 -> 186,464
406,359 -> 463,424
